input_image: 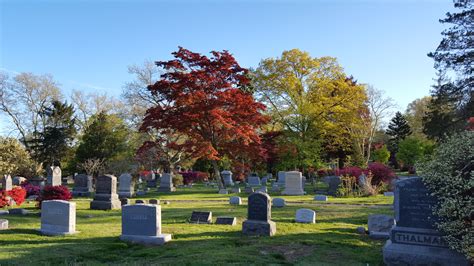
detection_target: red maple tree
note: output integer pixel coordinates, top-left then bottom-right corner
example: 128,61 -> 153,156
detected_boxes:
140,47 -> 268,188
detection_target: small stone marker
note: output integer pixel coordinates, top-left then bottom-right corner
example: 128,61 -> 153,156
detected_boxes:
229,196 -> 242,205
190,211 -> 212,224
356,226 -> 367,234
40,200 -> 77,235
118,173 -> 135,198
157,173 -> 176,192
368,214 -> 395,239
383,177 -> 468,265
247,174 -> 261,187
149,199 -> 160,205
231,187 -> 241,193
221,170 -> 234,186
242,192 -> 276,236
216,217 -> 237,226
271,183 -> 280,192
272,198 -> 286,208
256,186 -> 267,193
244,187 -> 254,194
314,195 -> 328,201
47,166 -> 62,186
90,175 -> 121,210
218,189 -> 228,194
0,219 -> 8,230
120,204 -> 171,245
282,171 -> 305,195
135,200 -> 146,204
1,175 -> 12,191
8,208 -> 28,215
295,209 -> 316,223
72,174 -> 93,197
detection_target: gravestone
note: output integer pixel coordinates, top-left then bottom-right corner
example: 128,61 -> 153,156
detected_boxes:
40,200 -> 77,235
90,175 -> 121,210
314,195 -> 328,201
149,199 -> 160,205
118,173 -> 134,198
383,177 -> 469,265
12,176 -> 26,186
295,209 -> 316,223
358,173 -> 366,187
221,170 -> 233,187
47,166 -> 62,186
72,174 -> 93,197
135,200 -> 146,204
157,173 -> 176,192
218,189 -> 228,194
256,186 -> 267,193
190,211 -> 212,224
272,198 -> 286,208
277,171 -> 286,187
244,187 -> 254,194
120,204 -> 171,245
242,192 -> 276,236
146,172 -> 157,188
368,214 -> 395,239
1,175 -> 12,191
327,176 -> 341,196
216,217 -> 237,226
231,187 -> 241,193
271,182 -> 280,192
229,196 -> 242,205
247,174 -> 261,187
0,219 -> 7,230
261,177 -> 268,185
282,171 -> 305,195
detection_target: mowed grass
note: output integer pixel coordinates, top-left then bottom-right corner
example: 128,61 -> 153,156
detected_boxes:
0,184 -> 393,265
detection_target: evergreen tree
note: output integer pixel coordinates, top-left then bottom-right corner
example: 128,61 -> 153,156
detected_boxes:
386,112 -> 412,168
425,1 -> 474,140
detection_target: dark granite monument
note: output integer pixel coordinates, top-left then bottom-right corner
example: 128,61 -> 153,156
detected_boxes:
72,174 -> 93,197
90,175 -> 121,210
242,192 -> 276,236
383,177 -> 469,265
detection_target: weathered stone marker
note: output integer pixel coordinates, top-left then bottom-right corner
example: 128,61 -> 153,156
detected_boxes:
157,173 -> 176,192
277,171 -> 286,187
242,192 -> 276,236
368,214 -> 395,239
221,170 -> 234,187
247,174 -> 261,187
272,198 -> 286,208
40,200 -> 76,235
383,177 -> 469,265
72,174 -> 93,197
282,171 -> 305,195
295,208 -> 316,223
314,195 -> 328,201
327,176 -> 341,196
90,175 -> 121,210
47,166 -> 62,186
215,217 -> 237,226
229,196 -> 242,205
1,175 -> 12,191
190,211 -> 212,224
118,173 -> 134,198
120,204 -> 171,245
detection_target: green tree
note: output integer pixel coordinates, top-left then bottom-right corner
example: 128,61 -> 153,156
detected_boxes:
371,145 -> 390,164
386,112 -> 412,167
75,112 -> 130,174
0,137 -> 35,177
405,96 -> 431,139
397,137 -> 435,168
425,2 -> 474,139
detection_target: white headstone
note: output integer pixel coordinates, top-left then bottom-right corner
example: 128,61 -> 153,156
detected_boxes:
282,171 -> 305,195
1,175 -> 12,191
221,170 -> 234,186
118,173 -> 134,198
277,171 -> 286,186
40,200 -> 76,235
295,208 -> 316,223
47,166 -> 62,186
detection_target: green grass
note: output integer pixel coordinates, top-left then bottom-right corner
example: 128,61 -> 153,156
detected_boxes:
0,185 -> 393,265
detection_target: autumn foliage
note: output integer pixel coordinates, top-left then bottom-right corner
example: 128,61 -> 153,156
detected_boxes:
140,48 -> 268,177
0,187 -> 27,208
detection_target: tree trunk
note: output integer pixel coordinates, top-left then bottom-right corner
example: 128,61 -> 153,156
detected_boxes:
211,160 -> 224,189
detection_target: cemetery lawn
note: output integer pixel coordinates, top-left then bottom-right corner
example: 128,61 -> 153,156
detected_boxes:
0,185 -> 393,265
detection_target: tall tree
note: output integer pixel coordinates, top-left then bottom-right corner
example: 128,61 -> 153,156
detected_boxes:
252,49 -> 366,170
405,96 -> 431,139
386,111 -> 412,167
140,47 -> 268,189
32,100 -> 77,166
425,1 -> 474,139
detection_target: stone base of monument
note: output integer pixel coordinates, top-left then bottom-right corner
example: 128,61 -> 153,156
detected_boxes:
281,189 -> 305,196
383,240 -> 469,266
120,234 -> 171,246
242,220 -> 276,236
39,224 -> 78,236
72,191 -> 92,197
118,192 -> 134,199
90,200 -> 121,210
39,229 -> 79,236
157,187 -> 176,193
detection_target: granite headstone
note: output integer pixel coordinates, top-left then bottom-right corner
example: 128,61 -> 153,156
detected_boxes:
40,200 -> 77,235
90,175 -> 121,210
242,192 -> 276,236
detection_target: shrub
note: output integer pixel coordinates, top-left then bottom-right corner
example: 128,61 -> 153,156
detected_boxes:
336,175 -> 361,197
180,171 -> 209,185
37,185 -> 72,207
317,168 -> 336,178
0,187 -> 27,208
172,174 -> 184,186
359,172 -> 385,196
336,166 -> 363,179
397,137 -> 435,168
367,162 -> 395,184
417,131 -> 473,260
21,183 -> 41,197
371,145 -> 390,164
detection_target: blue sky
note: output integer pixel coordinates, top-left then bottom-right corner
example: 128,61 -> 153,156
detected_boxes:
1,0 -> 453,115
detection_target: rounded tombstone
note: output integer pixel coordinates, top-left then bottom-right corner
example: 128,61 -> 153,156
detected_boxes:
272,198 -> 286,208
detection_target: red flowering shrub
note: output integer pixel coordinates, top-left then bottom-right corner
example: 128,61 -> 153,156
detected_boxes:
180,171 -> 209,184
37,185 -> 72,207
21,183 -> 41,197
336,166 -> 364,179
367,162 -> 395,184
0,187 -> 27,208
